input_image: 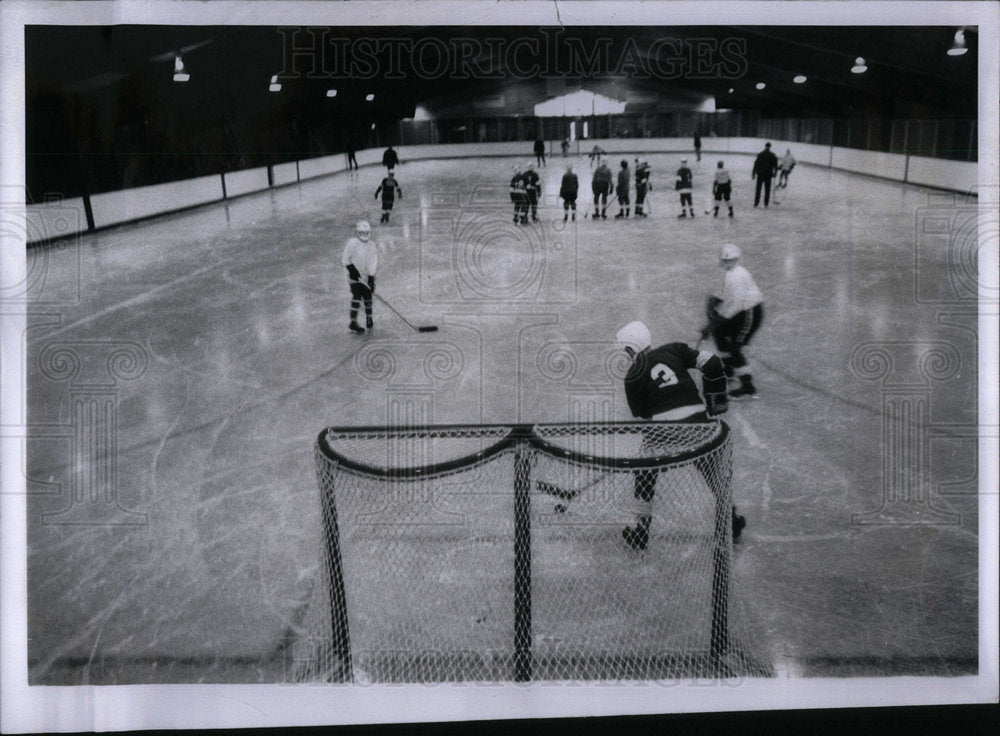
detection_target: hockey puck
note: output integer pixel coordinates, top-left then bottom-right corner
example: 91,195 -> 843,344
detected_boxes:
554,503 -> 567,513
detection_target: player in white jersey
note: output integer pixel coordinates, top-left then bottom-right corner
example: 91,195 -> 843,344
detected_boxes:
705,244 -> 764,397
710,160 -> 734,218
341,220 -> 378,335
777,149 -> 796,189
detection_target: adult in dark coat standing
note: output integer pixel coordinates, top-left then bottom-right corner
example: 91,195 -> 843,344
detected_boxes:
751,142 -> 778,207
534,138 -> 546,167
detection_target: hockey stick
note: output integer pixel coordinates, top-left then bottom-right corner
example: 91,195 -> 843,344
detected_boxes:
537,474 -> 603,512
372,292 -> 438,332
695,325 -> 712,350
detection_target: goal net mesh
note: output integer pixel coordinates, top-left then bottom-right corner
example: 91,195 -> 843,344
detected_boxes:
292,422 -> 772,683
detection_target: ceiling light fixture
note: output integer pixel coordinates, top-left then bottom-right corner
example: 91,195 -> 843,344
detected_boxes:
947,28 -> 968,56
365,93 -> 375,102
851,57 -> 867,74
793,75 -> 807,84
172,55 -> 190,83
755,82 -> 766,90
326,89 -> 338,98
269,74 -> 281,92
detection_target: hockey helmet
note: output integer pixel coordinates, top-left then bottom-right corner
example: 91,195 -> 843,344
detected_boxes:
616,321 -> 651,353
720,243 -> 741,261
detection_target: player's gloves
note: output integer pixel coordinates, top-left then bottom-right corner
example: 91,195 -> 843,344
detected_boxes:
705,296 -> 723,320
346,264 -> 361,281
705,392 -> 729,416
367,275 -> 375,293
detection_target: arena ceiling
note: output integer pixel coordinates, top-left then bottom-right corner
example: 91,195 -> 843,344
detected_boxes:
27,25 -> 978,122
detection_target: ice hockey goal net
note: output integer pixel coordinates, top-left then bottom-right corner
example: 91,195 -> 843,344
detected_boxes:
291,421 -> 772,683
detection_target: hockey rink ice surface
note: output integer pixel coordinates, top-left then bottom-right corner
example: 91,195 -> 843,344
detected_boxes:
25,151 -> 980,683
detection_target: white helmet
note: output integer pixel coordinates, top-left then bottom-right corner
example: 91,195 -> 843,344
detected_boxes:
356,220 -> 372,239
616,321 -> 651,353
720,243 -> 741,261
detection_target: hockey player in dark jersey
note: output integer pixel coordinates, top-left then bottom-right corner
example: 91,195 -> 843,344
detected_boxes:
614,160 -> 631,219
382,145 -> 399,171
559,164 -> 579,221
675,157 -> 695,218
615,321 -> 745,550
523,163 -> 541,222
533,138 -> 546,167
509,165 -> 528,224
634,160 -> 651,217
591,159 -> 613,220
374,171 -> 402,224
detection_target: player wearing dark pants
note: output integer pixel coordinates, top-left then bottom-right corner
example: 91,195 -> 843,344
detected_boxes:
712,160 -> 734,218
509,165 -> 528,224
777,149 -> 796,189
615,321 -> 744,550
634,160 -> 650,217
694,131 -> 702,161
588,145 -> 605,168
705,244 -> 764,398
752,142 -> 778,207
675,157 -> 694,218
341,221 -> 378,334
614,160 -> 631,218
560,164 -> 579,221
523,163 -> 541,222
374,172 -> 402,223
382,145 -> 399,172
591,160 -> 613,219
534,138 -> 546,167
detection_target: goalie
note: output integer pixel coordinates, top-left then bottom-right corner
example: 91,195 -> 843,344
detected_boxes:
615,321 -> 745,550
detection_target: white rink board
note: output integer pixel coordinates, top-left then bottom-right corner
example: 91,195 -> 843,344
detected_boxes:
299,155 -> 348,181
831,147 -> 907,181
90,175 -> 224,228
906,155 -> 977,193
25,198 -> 87,244
223,167 -> 269,198
271,162 -> 299,187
